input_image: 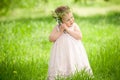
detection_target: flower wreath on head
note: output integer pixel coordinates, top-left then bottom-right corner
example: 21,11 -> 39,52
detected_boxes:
51,7 -> 71,26
52,11 -> 62,26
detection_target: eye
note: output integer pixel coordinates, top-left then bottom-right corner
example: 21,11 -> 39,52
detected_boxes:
67,19 -> 70,21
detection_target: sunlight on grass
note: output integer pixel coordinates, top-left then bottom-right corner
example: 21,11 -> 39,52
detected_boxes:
0,0 -> 120,21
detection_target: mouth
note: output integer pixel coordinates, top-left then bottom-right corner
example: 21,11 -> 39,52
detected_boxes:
70,23 -> 73,26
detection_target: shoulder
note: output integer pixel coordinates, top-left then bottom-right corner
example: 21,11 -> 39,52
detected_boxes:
73,23 -> 80,29
49,24 -> 59,36
50,24 -> 61,33
52,24 -> 59,30
73,23 -> 79,27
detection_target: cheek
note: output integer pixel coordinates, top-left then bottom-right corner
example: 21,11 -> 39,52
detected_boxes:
62,22 -> 68,26
65,22 -> 71,26
72,18 -> 74,22
73,18 -> 74,21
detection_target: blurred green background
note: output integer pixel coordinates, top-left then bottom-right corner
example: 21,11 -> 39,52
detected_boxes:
0,0 -> 120,80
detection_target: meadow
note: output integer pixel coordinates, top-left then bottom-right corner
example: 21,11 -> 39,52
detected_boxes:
0,0 -> 120,80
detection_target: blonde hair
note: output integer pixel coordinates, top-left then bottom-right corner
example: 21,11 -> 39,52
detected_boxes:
52,6 -> 71,21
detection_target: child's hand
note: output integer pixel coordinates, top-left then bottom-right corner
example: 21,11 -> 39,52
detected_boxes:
60,23 -> 68,32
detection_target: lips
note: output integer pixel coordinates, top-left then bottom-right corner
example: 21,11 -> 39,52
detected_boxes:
70,22 -> 73,26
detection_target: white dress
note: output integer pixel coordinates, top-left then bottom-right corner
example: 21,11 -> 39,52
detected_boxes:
48,23 -> 93,80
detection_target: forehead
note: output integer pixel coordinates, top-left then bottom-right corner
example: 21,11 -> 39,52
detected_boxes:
62,12 -> 73,19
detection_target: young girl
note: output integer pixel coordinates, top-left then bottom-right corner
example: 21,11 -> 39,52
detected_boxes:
47,6 -> 93,80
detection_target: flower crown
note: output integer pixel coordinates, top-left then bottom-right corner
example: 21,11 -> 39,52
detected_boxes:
52,7 -> 71,24
52,11 -> 62,24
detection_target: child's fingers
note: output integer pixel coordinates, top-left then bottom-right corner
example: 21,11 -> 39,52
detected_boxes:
61,23 -> 66,28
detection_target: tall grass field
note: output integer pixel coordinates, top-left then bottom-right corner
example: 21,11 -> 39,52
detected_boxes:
0,11 -> 120,80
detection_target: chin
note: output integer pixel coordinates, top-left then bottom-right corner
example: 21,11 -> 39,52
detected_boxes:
69,24 -> 73,27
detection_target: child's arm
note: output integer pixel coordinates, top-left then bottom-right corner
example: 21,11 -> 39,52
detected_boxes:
49,25 -> 64,42
66,23 -> 82,40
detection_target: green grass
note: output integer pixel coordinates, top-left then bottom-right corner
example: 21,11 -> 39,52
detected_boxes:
0,12 -> 120,80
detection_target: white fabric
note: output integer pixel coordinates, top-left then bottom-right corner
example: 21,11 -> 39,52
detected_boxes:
48,24 -> 93,80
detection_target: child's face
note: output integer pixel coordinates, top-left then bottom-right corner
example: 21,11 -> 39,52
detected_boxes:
62,12 -> 74,27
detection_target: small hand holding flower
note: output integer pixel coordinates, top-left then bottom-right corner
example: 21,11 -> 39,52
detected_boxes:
60,23 -> 68,32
